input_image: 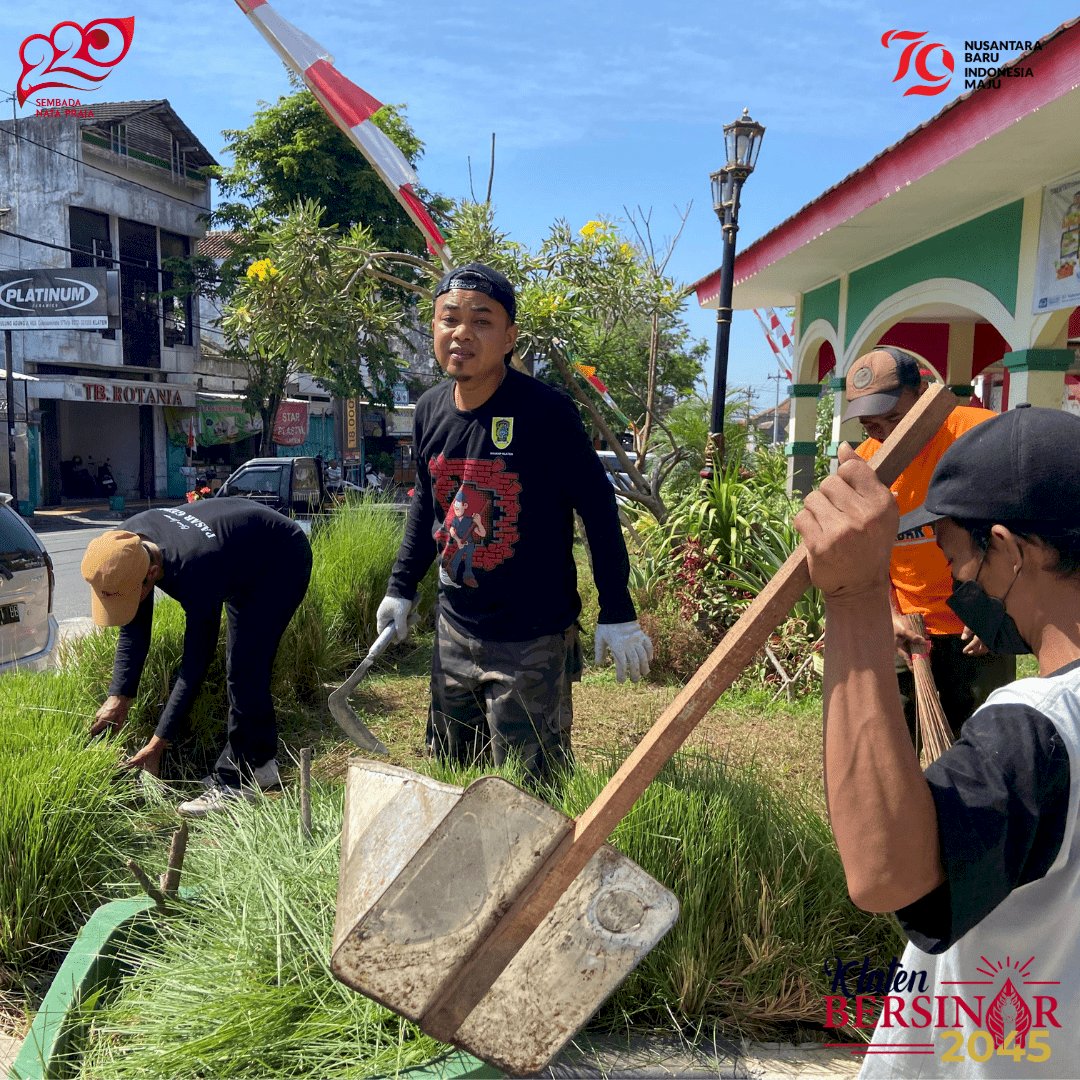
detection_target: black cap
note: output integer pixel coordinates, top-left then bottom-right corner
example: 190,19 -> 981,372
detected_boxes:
434,262 -> 516,323
897,406 -> 1080,534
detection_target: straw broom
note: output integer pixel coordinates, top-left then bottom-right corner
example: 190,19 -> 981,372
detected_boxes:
905,613 -> 953,765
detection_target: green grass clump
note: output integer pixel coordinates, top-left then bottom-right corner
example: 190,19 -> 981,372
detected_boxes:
76,753 -> 900,1070
0,671 -> 133,969
306,503 -> 436,653
562,755 -> 904,1037
77,782 -> 443,1079
59,602 -> 233,765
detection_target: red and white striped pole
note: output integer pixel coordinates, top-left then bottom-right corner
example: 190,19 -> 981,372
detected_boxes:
233,0 -> 453,269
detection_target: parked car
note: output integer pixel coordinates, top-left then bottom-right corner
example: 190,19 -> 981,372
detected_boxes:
214,457 -> 328,520
0,493 -> 58,673
596,450 -> 657,493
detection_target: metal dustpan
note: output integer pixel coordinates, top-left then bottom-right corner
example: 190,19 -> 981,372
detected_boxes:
332,761 -> 678,1075
330,386 -> 959,1077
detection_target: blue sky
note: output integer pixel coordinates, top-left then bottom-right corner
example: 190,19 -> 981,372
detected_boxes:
3,0 -> 1075,409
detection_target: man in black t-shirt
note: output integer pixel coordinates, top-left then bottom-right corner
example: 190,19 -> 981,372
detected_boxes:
376,263 -> 652,787
81,500 -> 312,816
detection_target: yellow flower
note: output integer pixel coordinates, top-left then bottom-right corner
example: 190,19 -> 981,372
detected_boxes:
245,258 -> 279,282
618,242 -> 635,259
579,220 -> 601,238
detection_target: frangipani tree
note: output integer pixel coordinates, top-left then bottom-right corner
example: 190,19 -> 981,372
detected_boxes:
221,200 -> 403,455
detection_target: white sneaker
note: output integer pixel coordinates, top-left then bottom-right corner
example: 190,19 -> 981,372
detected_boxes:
206,754 -> 282,791
177,784 -> 256,818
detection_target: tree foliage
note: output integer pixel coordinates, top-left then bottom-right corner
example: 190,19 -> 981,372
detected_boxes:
221,201 -> 403,454
212,86 -> 449,254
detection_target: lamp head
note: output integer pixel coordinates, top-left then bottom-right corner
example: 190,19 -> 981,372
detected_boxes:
723,108 -> 765,174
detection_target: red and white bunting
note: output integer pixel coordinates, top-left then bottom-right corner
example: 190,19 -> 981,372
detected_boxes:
753,309 -> 792,380
766,307 -> 793,352
233,0 -> 453,268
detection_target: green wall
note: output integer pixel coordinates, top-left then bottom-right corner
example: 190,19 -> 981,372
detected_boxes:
845,201 -> 1023,347
799,280 -> 841,337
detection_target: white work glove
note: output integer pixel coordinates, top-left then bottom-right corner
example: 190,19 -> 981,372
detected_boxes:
376,594 -> 413,643
594,621 -> 653,684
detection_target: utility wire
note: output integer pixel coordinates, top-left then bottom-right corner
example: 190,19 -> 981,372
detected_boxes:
0,112 -> 217,215
0,225 -> 215,278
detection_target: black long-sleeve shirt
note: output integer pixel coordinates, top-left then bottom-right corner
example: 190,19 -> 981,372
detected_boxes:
108,500 -> 308,741
388,368 -> 636,641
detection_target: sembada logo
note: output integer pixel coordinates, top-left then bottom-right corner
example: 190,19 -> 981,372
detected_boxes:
17,18 -> 135,109
881,29 -> 955,97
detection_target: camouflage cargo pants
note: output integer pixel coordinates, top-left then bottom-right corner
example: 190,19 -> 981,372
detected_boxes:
428,614 -> 583,788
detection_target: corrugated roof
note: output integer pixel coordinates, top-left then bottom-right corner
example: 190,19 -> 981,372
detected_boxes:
197,231 -> 243,261
80,99 -> 217,169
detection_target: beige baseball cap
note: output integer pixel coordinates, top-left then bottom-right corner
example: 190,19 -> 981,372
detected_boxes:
843,348 -> 922,423
81,531 -> 150,627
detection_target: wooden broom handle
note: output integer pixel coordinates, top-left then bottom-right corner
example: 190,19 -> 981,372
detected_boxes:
422,384 -> 959,1041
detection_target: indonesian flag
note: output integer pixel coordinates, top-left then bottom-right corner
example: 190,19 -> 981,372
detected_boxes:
187,415 -> 198,452
233,0 -> 452,268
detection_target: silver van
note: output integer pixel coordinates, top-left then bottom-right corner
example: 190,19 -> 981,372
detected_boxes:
0,494 -> 58,673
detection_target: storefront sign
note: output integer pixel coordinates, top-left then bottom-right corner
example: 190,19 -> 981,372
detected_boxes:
0,267 -> 119,329
385,407 -> 415,435
272,401 -> 309,446
1033,171 -> 1080,314
80,381 -> 187,406
34,376 -> 195,407
344,398 -> 360,454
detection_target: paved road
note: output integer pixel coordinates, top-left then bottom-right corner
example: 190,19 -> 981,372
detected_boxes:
43,525 -> 108,624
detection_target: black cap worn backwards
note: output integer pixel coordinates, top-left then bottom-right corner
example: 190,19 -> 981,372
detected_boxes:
434,262 -> 516,323
897,406 -> 1080,534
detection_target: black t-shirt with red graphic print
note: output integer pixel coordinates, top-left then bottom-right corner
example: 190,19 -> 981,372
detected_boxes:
387,368 -> 636,641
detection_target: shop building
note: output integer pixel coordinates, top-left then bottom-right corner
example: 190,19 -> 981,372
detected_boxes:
0,100 -> 215,506
693,19 -> 1080,494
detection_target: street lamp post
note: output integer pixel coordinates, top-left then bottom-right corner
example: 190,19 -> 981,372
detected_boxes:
702,108 -> 765,480
0,206 -> 15,505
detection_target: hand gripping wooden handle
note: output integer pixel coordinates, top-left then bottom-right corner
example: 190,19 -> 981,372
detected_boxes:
422,384 -> 959,1042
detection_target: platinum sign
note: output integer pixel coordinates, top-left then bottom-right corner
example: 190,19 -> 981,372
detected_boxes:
0,267 -> 117,329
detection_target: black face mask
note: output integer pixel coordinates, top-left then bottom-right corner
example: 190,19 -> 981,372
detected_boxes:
947,578 -> 1031,655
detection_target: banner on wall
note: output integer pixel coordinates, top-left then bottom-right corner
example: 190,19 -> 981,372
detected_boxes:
272,401 -> 309,446
1064,374 -> 1080,417
385,406 -> 415,435
1033,171 -> 1080,314
163,402 -> 262,448
199,401 -> 261,445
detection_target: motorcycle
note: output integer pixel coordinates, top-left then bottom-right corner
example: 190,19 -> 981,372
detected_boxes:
97,459 -> 118,498
363,463 -> 387,493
